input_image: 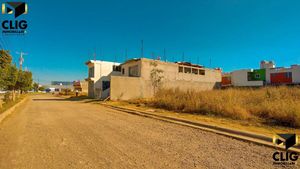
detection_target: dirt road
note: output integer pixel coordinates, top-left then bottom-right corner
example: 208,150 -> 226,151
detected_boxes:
0,95 -> 294,169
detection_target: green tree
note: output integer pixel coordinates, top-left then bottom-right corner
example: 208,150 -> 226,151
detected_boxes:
16,70 -> 33,93
33,82 -> 39,92
5,65 -> 18,101
38,86 -> 45,91
0,50 -> 12,89
0,50 -> 12,69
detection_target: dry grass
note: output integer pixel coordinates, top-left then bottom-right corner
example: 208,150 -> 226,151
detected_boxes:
149,86 -> 300,128
0,94 -> 26,114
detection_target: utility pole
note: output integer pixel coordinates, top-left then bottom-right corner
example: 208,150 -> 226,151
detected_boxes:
16,51 -> 27,70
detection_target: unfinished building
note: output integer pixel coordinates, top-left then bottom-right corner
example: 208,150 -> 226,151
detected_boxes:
110,58 -> 222,100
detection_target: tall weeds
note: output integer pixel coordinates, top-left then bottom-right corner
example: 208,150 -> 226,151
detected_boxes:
150,87 -> 300,128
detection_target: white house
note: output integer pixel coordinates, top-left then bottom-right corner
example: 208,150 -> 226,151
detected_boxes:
85,60 -> 121,99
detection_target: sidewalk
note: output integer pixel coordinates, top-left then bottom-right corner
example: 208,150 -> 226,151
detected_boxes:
102,101 -> 300,153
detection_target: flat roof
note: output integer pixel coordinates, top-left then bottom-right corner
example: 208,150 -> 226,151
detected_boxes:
85,60 -> 121,65
120,57 -> 205,68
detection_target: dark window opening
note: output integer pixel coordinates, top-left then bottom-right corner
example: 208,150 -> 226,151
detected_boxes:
88,67 -> 94,77
178,66 -> 183,73
286,72 -> 292,78
113,65 -> 121,72
102,81 -> 110,91
192,68 -> 198,74
122,68 -> 125,75
199,69 -> 205,75
184,67 -> 191,73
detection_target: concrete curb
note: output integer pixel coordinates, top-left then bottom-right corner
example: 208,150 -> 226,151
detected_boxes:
102,104 -> 300,153
0,96 -> 28,124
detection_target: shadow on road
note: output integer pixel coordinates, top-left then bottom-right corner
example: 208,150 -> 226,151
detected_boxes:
32,96 -> 101,104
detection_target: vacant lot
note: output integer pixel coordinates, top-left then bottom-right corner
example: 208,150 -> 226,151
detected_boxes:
149,86 -> 300,128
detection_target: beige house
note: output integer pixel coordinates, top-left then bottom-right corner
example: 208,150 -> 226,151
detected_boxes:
110,58 -> 221,100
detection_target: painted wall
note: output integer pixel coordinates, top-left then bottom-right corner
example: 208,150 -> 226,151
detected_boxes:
221,76 -> 231,86
265,66 -> 300,84
231,69 -> 264,87
247,69 -> 266,81
270,72 -> 292,84
291,65 -> 300,83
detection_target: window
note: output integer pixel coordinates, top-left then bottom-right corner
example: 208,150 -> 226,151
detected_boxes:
102,81 -> 110,91
113,65 -> 121,72
192,68 -> 198,74
286,72 -> 292,78
178,66 -> 183,73
122,68 -> 125,75
184,67 -> 191,73
88,67 -> 94,77
199,69 -> 205,75
129,65 -> 139,77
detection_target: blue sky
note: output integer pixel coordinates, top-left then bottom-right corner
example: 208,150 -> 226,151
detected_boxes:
2,0 -> 300,84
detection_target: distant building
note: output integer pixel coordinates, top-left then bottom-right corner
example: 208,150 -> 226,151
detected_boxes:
266,64 -> 300,85
49,81 -> 74,91
222,61 -> 300,87
260,60 -> 275,69
110,58 -> 222,100
221,73 -> 232,87
230,69 -> 264,87
73,80 -> 88,93
85,60 -> 121,99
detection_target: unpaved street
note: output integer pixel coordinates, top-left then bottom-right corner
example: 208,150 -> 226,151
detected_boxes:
0,95 -> 294,169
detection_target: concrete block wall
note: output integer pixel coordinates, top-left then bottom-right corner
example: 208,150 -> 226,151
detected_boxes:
110,76 -> 220,101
